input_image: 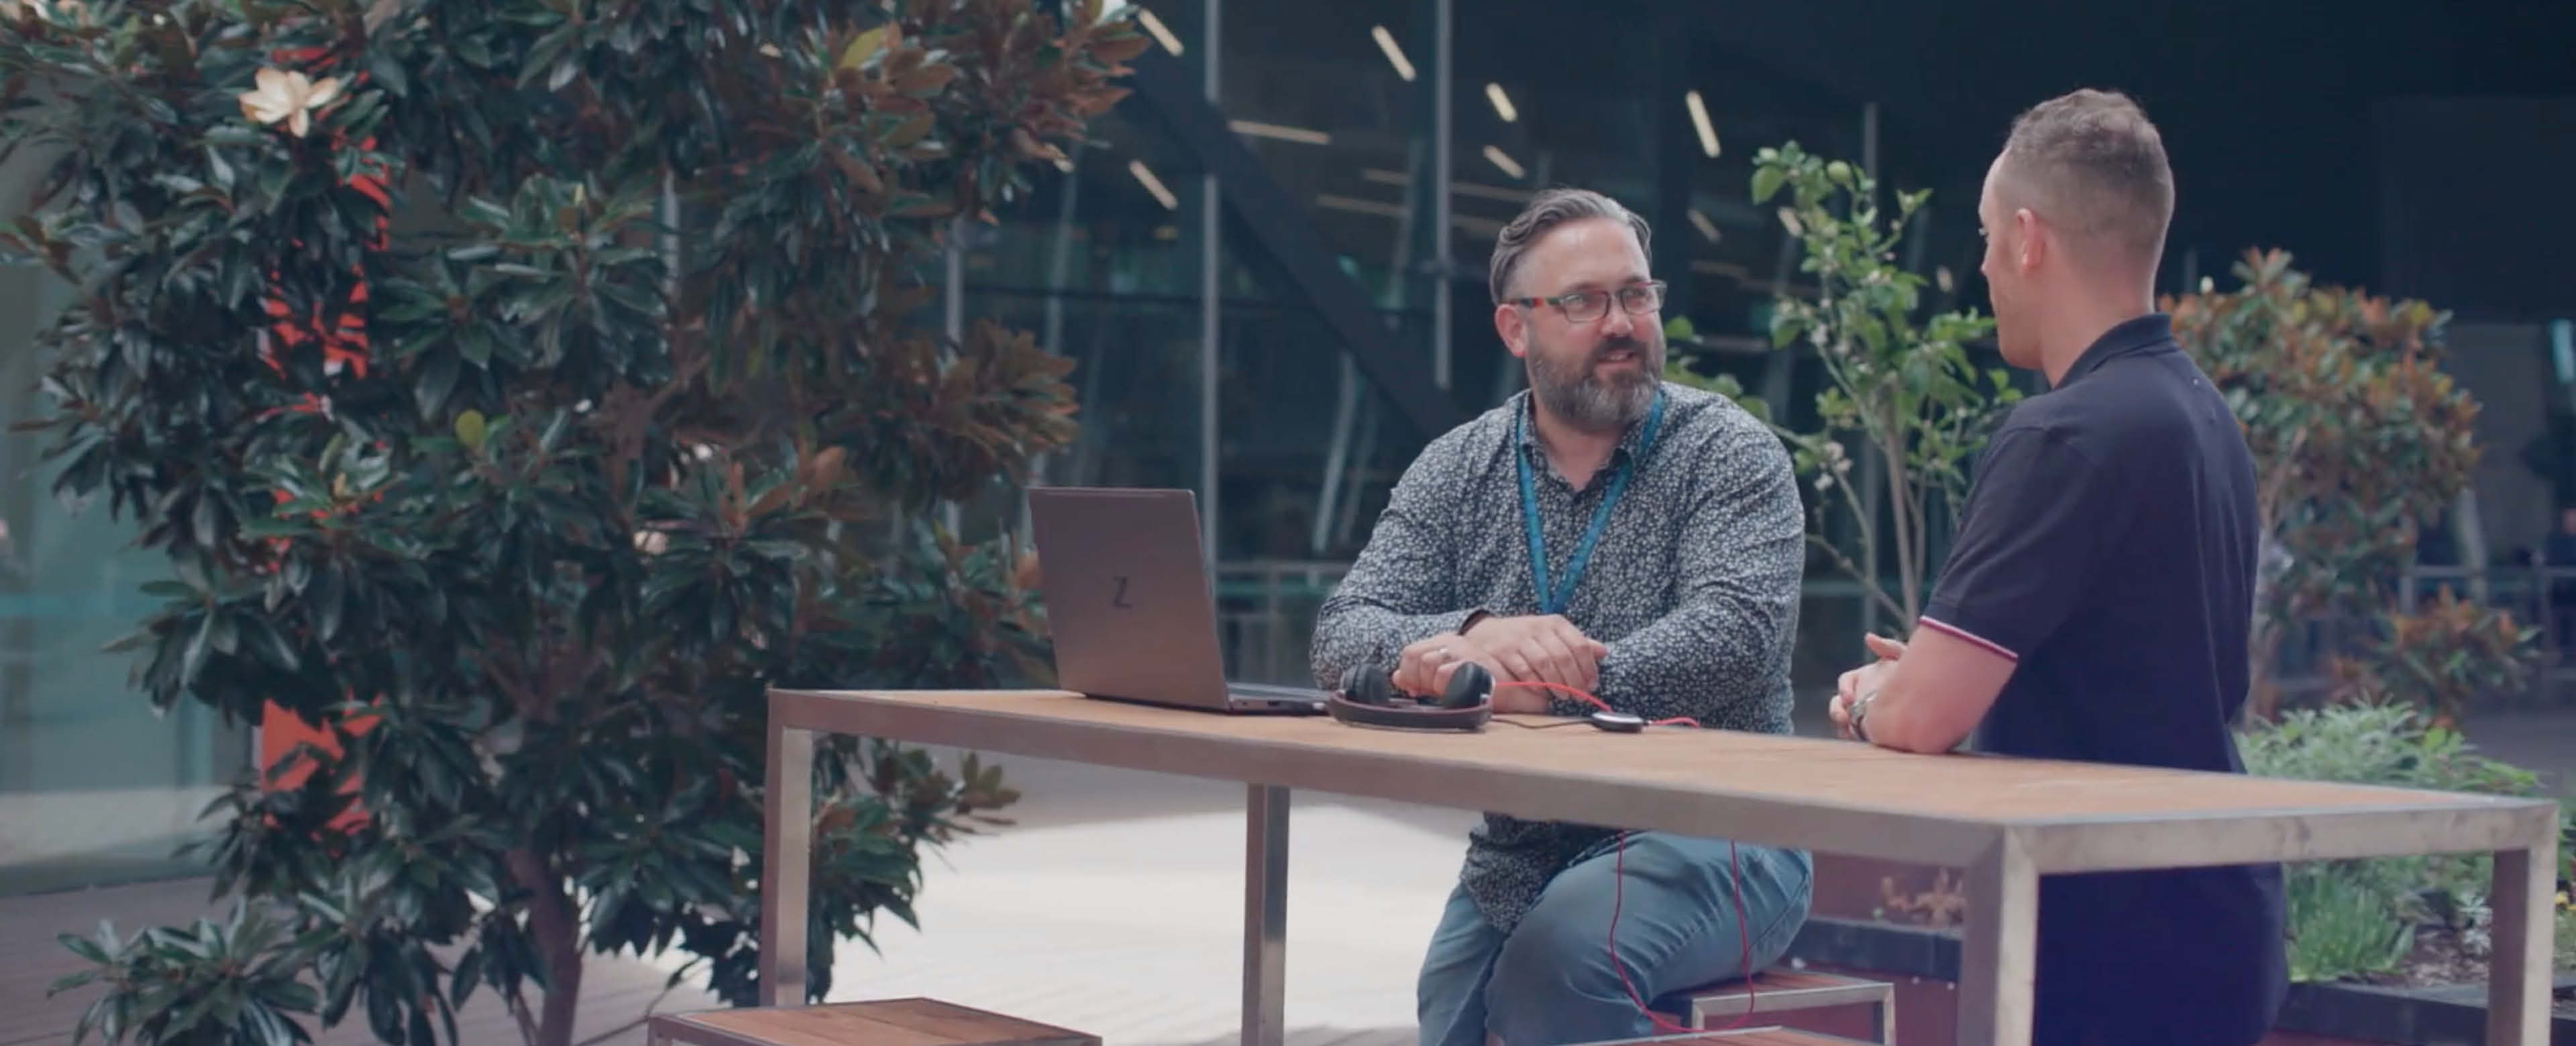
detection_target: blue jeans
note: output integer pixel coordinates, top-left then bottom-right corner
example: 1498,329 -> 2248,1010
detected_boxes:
1416,833 -> 1813,1046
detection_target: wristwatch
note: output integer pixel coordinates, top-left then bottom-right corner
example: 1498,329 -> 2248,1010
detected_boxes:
1849,689 -> 1878,742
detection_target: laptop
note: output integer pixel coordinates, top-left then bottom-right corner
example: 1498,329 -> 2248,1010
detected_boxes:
1026,486 -> 1328,714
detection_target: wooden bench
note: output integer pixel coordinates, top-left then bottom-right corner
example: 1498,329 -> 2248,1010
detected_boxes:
1581,1028 -> 1880,1045
644,997 -> 1099,1046
1657,968 -> 1894,1043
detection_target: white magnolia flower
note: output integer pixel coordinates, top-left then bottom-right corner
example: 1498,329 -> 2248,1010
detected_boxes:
4,0 -> 85,22
239,68 -> 343,138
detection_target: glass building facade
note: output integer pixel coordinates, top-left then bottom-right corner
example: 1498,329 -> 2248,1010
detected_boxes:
0,251 -> 252,896
953,0 -> 1990,687
0,0 -> 1994,894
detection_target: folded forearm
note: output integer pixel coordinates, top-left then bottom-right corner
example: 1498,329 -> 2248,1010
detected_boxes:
1308,601 -> 1477,689
1560,422 -> 1804,728
1565,600 -> 1794,727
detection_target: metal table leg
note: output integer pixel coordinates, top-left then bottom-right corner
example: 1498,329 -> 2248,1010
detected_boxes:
2485,815 -> 2559,1045
760,723 -> 816,1007
1244,784 -> 1290,1046
1957,833 -> 2037,1046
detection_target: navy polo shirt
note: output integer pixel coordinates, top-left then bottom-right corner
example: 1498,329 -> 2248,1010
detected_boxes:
1920,313 -> 2289,1045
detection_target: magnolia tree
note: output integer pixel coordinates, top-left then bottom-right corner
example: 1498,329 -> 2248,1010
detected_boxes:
2165,249 -> 2536,722
3,0 -> 1145,1043
1668,142 -> 2009,632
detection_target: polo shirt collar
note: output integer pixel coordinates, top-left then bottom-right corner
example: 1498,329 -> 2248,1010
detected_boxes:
2056,312 -> 2178,388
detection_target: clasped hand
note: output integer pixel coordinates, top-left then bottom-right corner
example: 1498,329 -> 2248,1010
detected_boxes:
1391,614 -> 1608,714
1830,633 -> 1906,740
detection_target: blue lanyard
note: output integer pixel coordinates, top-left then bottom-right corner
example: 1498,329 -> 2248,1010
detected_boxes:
1514,392 -> 1665,616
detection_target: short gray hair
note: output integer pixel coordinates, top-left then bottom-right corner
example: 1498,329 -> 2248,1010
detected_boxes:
1488,188 -> 1653,304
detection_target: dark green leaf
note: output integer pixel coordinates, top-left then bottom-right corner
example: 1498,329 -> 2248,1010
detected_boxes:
182,612 -> 215,683
451,945 -> 485,1004
238,517 -> 306,538
57,931 -> 110,964
368,53 -> 411,98
193,491 -> 219,550
250,619 -> 300,672
419,348 -> 462,419
311,563 -> 344,643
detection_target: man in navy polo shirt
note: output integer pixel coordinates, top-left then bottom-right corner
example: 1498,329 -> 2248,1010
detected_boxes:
1827,89 -> 2288,1045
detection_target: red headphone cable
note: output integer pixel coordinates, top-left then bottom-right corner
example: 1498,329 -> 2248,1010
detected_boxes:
1491,679 -> 1700,728
1489,681 -> 1758,1034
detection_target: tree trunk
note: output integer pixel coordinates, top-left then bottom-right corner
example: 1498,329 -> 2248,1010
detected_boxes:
2245,532 -> 2289,722
1880,402 -> 1921,627
506,848 -> 586,1046
2247,617 -> 2283,723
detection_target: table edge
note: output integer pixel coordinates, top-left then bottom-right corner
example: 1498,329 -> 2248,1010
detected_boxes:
770,687 -> 2009,866
771,688 -> 2551,871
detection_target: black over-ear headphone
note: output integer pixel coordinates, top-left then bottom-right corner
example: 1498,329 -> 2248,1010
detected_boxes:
1327,660 -> 1493,732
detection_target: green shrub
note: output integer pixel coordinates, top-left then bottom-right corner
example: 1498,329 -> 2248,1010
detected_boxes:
2168,251 -> 2518,722
2559,896 -> 2576,972
2239,703 -> 2565,982
2282,869 -> 2416,983
50,903 -> 320,1046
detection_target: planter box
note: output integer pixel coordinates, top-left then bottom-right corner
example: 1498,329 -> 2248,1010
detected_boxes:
1773,915 -> 2576,1046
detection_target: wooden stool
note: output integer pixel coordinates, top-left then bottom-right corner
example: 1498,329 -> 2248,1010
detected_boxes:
1660,969 -> 1895,1043
1576,1029 -> 1878,1045
645,997 -> 1100,1046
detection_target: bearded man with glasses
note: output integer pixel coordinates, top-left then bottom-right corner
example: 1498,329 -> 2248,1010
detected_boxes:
1309,187 -> 1813,1046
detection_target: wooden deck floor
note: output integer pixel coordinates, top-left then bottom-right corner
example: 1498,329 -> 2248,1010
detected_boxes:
1,873 -> 1417,1046
1,875 -> 719,1046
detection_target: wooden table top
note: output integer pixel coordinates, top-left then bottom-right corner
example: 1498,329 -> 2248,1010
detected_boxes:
651,997 -> 1099,1046
771,689 -> 2559,872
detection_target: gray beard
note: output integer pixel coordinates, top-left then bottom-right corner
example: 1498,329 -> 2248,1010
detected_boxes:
1529,352 -> 1657,432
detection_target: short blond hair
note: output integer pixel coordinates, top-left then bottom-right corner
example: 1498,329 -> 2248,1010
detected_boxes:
1998,89 -> 2174,268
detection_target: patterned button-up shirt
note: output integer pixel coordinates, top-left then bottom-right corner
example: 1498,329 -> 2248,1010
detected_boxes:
1308,380 -> 1806,935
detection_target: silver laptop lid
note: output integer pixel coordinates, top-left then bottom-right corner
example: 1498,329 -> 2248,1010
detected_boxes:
1026,487 -> 1233,709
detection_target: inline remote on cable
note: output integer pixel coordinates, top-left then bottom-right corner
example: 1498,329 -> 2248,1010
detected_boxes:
1589,710 -> 1645,733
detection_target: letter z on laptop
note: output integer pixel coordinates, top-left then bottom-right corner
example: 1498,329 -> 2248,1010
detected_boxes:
1026,486 -> 1326,714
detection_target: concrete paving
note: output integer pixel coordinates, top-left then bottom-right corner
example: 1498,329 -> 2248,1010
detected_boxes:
2453,707 -> 2576,798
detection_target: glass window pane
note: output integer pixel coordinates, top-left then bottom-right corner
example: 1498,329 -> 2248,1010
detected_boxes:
0,264 -> 247,896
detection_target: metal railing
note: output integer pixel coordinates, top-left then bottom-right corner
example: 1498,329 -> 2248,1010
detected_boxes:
1214,560 -> 1350,686
1211,559 -> 2576,711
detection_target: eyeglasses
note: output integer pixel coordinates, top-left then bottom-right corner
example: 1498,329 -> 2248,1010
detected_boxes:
1508,280 -> 1666,323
